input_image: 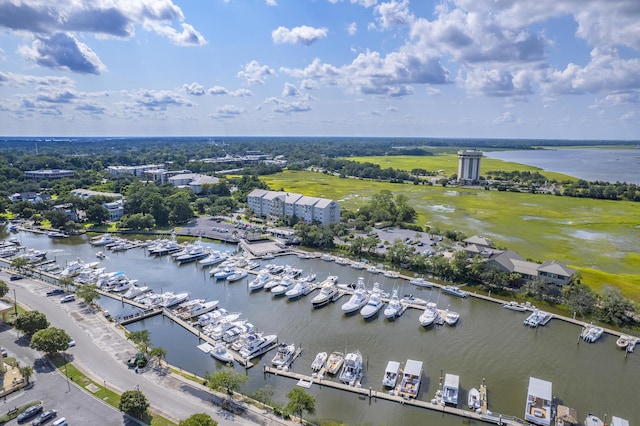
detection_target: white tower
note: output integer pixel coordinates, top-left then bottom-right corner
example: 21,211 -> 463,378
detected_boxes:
457,149 -> 483,183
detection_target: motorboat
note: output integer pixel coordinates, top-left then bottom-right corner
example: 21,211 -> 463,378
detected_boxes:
210,343 -> 234,363
248,273 -> 272,291
238,334 -> 277,359
324,351 -> 344,374
383,288 -> 403,320
159,291 -> 190,308
382,270 -> 400,279
311,352 -> 328,372
419,303 -> 439,327
442,285 -> 469,298
223,322 -> 255,343
91,234 -> 115,246
341,277 -> 369,314
382,360 -> 400,388
581,323 -> 604,343
175,245 -> 209,264
300,273 -> 316,282
197,308 -> 227,327
339,350 -> 363,386
523,310 -> 553,327
123,284 -> 151,299
360,283 -> 384,319
311,276 -> 339,308
286,280 -> 313,300
179,300 -> 219,319
616,334 -> 636,350
213,267 -> 236,280
410,277 -> 433,288
111,278 -> 138,293
206,319 -> 246,340
524,377 -> 552,426
399,359 -> 423,398
585,415 -> 606,426
444,307 -> 460,326
227,270 -> 248,282
199,251 -> 227,267
442,373 -> 460,406
468,388 -> 481,410
270,277 -> 296,296
271,342 -> 296,368
502,301 -> 530,312
246,260 -> 260,270
401,294 -> 428,306
320,254 -> 334,262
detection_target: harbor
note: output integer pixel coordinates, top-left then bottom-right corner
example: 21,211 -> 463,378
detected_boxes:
1,229 -> 638,425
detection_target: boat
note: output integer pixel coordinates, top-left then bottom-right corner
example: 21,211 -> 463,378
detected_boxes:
123,284 -> 151,299
246,261 -> 260,270
409,277 -> 433,288
401,294 -> 428,306
248,273 -> 272,291
271,342 -> 296,368
324,351 -> 344,374
311,276 -> 339,308
442,285 -> 469,298
213,267 -> 236,280
91,234 -> 115,246
525,377 -> 552,426
444,307 -> 460,326
339,350 -> 363,386
611,416 -> 630,426
442,373 -> 460,406
223,321 -> 255,343
383,289 -> 403,320
311,352 -> 328,372
286,280 -> 313,300
227,270 -> 248,282
382,360 -> 400,388
399,359 -> 423,398
197,308 -> 228,327
502,301 -> 530,312
616,334 -> 635,350
238,333 -> 277,359
47,231 -> 67,238
524,310 -> 553,327
585,415 -> 606,426
581,323 -> 604,343
382,270 -> 400,279
175,245 -> 209,264
179,300 -> 219,319
210,343 -> 234,363
468,388 -> 481,410
419,303 -> 439,327
341,277 -> 369,314
159,291 -> 190,308
360,283 -> 384,319
271,277 -> 297,297
198,251 -> 227,267
320,254 -> 334,262
95,251 -> 106,259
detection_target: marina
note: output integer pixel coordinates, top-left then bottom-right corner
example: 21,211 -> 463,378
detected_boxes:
1,229 -> 638,425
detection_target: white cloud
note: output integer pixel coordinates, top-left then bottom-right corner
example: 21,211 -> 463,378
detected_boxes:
265,0 -> 278,5
0,72 -> 74,88
183,82 -> 206,96
347,22 -> 357,36
211,104 -> 246,118
237,60 -> 275,85
129,89 -> 193,111
206,86 -> 253,97
145,22 -> 206,46
18,32 -> 107,74
282,83 -> 301,97
272,25 -> 328,46
494,111 -> 518,124
375,0 -> 414,29
265,97 -> 312,113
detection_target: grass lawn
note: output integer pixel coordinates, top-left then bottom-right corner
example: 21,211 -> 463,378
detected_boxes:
262,170 -> 640,301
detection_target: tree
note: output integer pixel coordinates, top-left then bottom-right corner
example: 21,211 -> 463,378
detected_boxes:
44,210 -> 70,229
19,365 -> 34,384
562,283 -> 597,316
86,204 -> 109,225
30,327 -> 70,354
10,257 -> 30,275
127,330 -> 152,355
597,285 -> 636,326
179,413 -> 218,426
450,250 -> 469,280
57,275 -> 75,291
75,283 -> 100,305
15,311 -> 49,336
205,368 -> 249,399
119,388 -> 149,420
0,279 -> 8,299
286,387 -> 316,424
251,385 -> 274,406
149,346 -> 167,367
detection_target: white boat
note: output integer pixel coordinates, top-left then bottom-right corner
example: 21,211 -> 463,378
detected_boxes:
123,284 -> 150,299
91,234 -> 115,246
248,273 -> 272,291
227,270 -> 248,282
524,310 -> 553,327
468,388 -> 481,410
419,303 -> 439,327
286,280 -> 313,300
581,323 -> 604,343
366,265 -> 380,274
210,343 -> 234,363
47,231 -> 67,239
239,333 -> 277,359
339,350 -> 363,386
410,277 -> 433,288
246,261 -> 260,270
384,289 -> 403,320
271,342 -> 296,368
401,294 -> 428,306
442,285 -> 469,298
445,308 -> 460,326
175,245 -> 209,264
399,359 -> 423,398
311,276 -> 339,308
585,415 -> 606,426
199,251 -> 227,267
382,360 -> 400,388
223,322 -> 255,343
160,291 -> 190,308
360,283 -> 384,319
311,352 -> 328,371
341,277 -> 369,314
502,301 -> 530,312
179,300 -> 219,319
616,334 -> 635,350
270,277 -> 296,296
442,373 -> 460,406
95,251 -> 106,259
324,351 -> 344,374
525,377 -> 552,426
197,308 -> 227,327
320,254 -> 334,262
382,270 -> 400,279
213,267 -> 236,280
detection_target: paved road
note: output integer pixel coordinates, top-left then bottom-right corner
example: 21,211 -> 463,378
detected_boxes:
1,270 -> 293,425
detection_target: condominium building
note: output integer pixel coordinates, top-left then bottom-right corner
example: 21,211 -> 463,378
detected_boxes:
247,189 -> 340,225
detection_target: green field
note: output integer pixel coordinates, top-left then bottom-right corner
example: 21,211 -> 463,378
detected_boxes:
262,170 -> 640,301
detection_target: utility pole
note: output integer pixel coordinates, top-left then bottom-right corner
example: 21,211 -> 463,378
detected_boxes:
13,288 -> 17,316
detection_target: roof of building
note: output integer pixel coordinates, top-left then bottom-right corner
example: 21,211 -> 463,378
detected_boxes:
247,189 -> 269,198
528,377 -> 552,400
190,175 -> 219,185
488,249 -> 525,272
538,260 -> 575,277
296,196 -> 320,206
404,359 -> 423,376
284,193 -> 303,203
512,259 -> 542,277
556,406 -> 579,425
443,373 -> 459,388
263,191 -> 285,201
463,235 -> 493,247
314,198 -> 335,208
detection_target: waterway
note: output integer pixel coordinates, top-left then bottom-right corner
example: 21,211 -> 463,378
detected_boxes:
5,230 -> 639,425
484,147 -> 640,185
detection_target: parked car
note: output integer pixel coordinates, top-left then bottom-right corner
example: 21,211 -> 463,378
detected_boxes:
46,288 -> 65,296
59,295 -> 75,303
10,274 -> 24,281
51,418 -> 67,426
1,347 -> 7,357
32,409 -> 56,426
68,339 -> 76,347
16,404 -> 43,423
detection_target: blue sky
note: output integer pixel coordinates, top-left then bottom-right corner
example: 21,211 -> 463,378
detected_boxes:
1,0 -> 639,139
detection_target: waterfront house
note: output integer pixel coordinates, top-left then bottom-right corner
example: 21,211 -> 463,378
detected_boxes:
486,250 -> 575,286
525,377 -> 552,426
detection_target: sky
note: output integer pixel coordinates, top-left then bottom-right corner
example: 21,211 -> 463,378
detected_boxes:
0,0 -> 639,140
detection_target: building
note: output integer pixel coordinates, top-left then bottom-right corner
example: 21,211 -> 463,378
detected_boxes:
52,203 -> 78,222
103,201 -> 125,221
144,169 -> 191,185
525,377 -> 552,426
70,189 -> 123,201
167,173 -> 219,194
106,164 -> 163,177
457,149 -> 483,183
24,169 -> 74,179
246,189 -> 340,225
8,192 -> 51,204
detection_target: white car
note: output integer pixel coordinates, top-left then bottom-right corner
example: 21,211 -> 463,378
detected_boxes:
68,339 -> 76,347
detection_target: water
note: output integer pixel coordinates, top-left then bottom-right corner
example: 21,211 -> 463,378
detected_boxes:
484,148 -> 640,185
6,230 -> 639,424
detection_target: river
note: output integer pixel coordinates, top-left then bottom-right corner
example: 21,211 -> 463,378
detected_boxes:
5,230 -> 639,425
484,147 -> 640,185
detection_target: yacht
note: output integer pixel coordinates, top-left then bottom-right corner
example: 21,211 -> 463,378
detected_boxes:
213,267 -> 236,280
401,294 -> 428,306
197,308 -> 228,327
270,277 -> 296,296
223,322 -> 255,343
47,231 -> 67,239
382,360 -> 400,388
285,280 -> 313,300
442,373 -> 460,406
271,342 -> 296,368
409,277 -> 433,288
444,307 -> 460,326
616,334 -> 636,350
175,245 -> 209,264
210,343 -> 234,363
419,303 -> 439,327
399,359 -> 423,398
248,273 -> 272,291
339,350 -> 363,386
581,324 -> 604,343
238,334 -> 277,359
311,352 -> 328,372
523,310 -> 553,327
324,351 -> 344,374
502,301 -> 530,312
341,277 -> 369,314
199,251 -> 227,267
382,270 -> 400,279
179,300 -> 219,320
159,292 -> 190,308
360,283 -> 384,319
585,415 -> 606,426
123,284 -> 151,299
524,377 -> 552,426
442,285 -> 469,298
383,289 -> 403,320
311,276 -> 339,308
468,388 -> 481,410
227,270 -> 248,282
91,234 -> 115,246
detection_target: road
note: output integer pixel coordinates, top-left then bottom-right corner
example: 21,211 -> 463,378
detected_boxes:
1,270 -> 291,425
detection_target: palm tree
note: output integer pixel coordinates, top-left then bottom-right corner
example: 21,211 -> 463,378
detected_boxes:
19,365 -> 34,384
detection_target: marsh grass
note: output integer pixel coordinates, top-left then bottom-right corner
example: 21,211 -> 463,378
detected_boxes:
263,170 -> 640,301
